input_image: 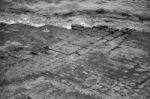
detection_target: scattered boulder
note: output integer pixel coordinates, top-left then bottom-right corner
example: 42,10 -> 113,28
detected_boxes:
71,24 -> 85,30
0,22 -> 7,28
121,28 -> 134,34
95,8 -> 108,14
92,25 -> 109,30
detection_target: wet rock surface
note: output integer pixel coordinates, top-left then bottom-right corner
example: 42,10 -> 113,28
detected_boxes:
0,23 -> 150,99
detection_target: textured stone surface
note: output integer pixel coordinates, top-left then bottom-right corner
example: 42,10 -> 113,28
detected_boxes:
0,0 -> 150,99
0,23 -> 150,99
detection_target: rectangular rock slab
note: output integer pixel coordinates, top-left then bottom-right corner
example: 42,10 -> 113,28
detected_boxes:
32,50 -> 65,65
48,41 -> 81,55
68,34 -> 98,47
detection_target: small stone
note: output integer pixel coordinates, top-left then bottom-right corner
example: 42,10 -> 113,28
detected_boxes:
138,84 -> 145,89
123,76 -> 127,78
147,73 -> 150,76
123,70 -> 129,73
135,89 -> 140,92
125,63 -> 135,69
113,86 -> 121,91
130,82 -> 136,86
82,71 -> 88,74
133,73 -> 140,76
42,28 -> 49,32
135,68 -> 147,72
142,75 -> 148,79
122,89 -> 129,93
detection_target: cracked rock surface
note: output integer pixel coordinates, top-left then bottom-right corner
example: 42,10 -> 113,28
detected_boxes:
0,24 -> 150,99
0,0 -> 150,99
